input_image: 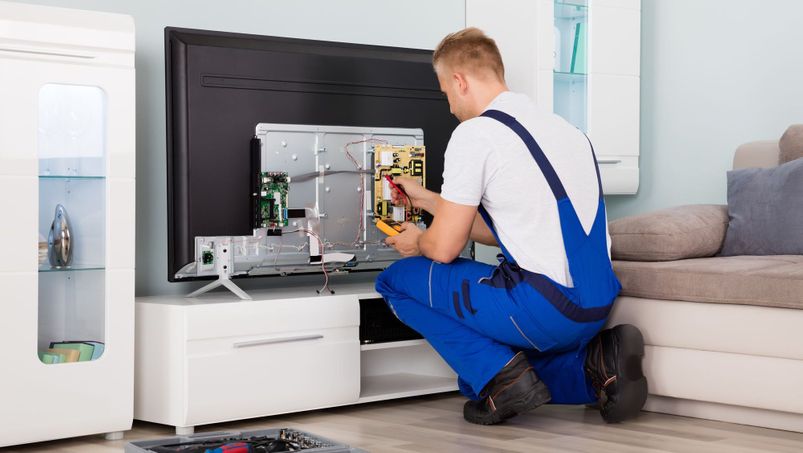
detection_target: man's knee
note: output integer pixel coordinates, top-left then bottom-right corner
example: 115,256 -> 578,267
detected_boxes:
374,264 -> 396,297
375,256 -> 432,298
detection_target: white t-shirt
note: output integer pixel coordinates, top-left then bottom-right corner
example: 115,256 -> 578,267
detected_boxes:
440,91 -> 610,287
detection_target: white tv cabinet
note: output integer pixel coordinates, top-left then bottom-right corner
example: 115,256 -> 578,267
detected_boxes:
135,281 -> 457,434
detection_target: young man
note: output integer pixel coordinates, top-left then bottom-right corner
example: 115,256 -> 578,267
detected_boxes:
375,28 -> 648,425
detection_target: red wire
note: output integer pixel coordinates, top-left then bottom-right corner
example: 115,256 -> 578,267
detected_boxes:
384,175 -> 412,208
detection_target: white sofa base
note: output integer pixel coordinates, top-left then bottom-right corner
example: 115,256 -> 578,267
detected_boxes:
645,395 -> 803,433
609,296 -> 803,433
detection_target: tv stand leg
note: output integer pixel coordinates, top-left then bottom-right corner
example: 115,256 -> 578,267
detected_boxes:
186,241 -> 251,300
186,275 -> 251,300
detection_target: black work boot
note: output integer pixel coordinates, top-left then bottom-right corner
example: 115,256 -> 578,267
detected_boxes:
463,352 -> 552,425
585,324 -> 648,423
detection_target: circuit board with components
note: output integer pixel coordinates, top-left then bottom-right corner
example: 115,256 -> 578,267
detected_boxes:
259,171 -> 290,228
373,144 -> 425,224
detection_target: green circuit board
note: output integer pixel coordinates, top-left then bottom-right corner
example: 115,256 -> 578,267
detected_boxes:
259,171 -> 289,228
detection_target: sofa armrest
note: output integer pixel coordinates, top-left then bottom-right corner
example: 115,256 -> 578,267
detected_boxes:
610,205 -> 729,261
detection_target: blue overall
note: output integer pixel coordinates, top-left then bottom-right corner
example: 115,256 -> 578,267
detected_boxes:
375,109 -> 622,404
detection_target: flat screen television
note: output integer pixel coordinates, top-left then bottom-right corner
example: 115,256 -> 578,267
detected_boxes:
165,27 -> 460,282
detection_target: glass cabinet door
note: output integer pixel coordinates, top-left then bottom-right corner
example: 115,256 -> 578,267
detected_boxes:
37,83 -> 106,364
553,0 -> 588,131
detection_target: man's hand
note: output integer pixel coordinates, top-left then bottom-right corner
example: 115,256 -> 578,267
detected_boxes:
392,176 -> 436,214
385,222 -> 423,257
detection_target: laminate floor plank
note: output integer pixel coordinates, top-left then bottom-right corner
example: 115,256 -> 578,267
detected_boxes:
2,394 -> 801,452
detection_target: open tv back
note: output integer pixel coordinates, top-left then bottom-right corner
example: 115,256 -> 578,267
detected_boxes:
165,27 -> 459,281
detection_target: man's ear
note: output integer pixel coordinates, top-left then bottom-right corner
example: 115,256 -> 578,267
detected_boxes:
453,71 -> 469,95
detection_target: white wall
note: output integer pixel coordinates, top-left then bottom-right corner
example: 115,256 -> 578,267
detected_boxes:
13,0 -> 465,296
605,0 -> 803,219
18,0 -> 802,293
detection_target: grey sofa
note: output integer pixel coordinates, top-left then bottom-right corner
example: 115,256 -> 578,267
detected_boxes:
606,132 -> 803,432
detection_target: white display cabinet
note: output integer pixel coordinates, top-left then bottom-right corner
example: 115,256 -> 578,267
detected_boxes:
135,282 -> 457,435
467,0 -> 641,194
0,1 -> 135,447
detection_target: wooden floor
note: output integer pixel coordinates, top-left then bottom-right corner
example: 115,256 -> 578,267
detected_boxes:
3,393 -> 802,452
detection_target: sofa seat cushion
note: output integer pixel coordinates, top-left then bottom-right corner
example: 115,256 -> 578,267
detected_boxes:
613,255 -> 803,309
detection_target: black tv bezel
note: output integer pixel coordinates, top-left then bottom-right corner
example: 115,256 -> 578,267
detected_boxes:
165,27 -> 457,282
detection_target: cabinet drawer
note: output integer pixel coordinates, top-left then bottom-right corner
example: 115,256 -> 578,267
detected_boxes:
184,325 -> 359,425
598,156 -> 640,195
184,295 -> 358,341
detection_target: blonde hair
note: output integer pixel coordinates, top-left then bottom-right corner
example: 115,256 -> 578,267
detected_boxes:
433,27 -> 505,81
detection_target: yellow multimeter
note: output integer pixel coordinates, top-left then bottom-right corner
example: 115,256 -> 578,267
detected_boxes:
376,219 -> 403,237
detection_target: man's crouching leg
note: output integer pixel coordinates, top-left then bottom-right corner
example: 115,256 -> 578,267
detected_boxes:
376,258 -> 552,425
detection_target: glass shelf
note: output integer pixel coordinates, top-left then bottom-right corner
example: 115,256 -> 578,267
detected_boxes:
39,264 -> 105,273
39,175 -> 106,180
554,71 -> 588,81
555,0 -> 588,20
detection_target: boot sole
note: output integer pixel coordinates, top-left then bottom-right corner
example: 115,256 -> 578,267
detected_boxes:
465,380 -> 552,425
601,324 -> 648,423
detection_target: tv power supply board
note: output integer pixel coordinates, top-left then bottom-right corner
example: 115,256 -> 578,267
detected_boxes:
373,144 -> 425,225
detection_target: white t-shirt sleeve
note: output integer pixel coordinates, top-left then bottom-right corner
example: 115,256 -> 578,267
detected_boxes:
440,121 -> 493,207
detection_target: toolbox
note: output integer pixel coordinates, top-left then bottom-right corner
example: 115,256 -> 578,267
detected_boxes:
126,428 -> 368,453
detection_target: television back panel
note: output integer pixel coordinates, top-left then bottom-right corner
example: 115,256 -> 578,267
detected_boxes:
165,27 -> 458,281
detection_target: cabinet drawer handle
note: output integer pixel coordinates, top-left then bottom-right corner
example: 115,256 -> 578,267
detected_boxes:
233,334 -> 324,349
597,159 -> 622,165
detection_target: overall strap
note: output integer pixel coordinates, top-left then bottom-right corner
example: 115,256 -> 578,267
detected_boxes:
476,109 -> 570,265
480,110 -> 568,201
476,110 -> 603,265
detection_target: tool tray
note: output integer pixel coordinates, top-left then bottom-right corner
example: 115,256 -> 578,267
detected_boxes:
125,428 -> 367,453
